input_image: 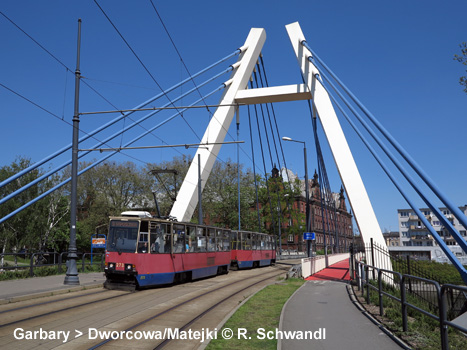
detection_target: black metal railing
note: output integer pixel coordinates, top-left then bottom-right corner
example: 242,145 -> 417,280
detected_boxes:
351,239 -> 467,318
354,259 -> 467,349
0,251 -> 105,277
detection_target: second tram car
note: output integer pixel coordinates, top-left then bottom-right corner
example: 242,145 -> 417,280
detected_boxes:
230,231 -> 276,269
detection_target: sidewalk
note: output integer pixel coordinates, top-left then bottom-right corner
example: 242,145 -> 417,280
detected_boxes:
0,272 -> 106,304
279,260 -> 405,350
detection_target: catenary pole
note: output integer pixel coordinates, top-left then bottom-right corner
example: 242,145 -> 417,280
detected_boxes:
64,19 -> 82,285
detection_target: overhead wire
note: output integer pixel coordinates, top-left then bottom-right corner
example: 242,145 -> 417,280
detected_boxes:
249,78 -> 277,237
94,0 -> 201,142
0,68 -> 233,207
0,84 -> 225,224
149,0 -> 213,116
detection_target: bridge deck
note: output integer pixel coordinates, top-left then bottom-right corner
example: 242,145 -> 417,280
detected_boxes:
279,260 -> 403,349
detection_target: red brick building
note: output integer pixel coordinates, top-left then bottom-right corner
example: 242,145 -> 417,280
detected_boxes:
279,170 -> 354,254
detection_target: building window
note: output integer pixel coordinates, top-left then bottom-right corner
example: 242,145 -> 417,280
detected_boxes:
400,212 -> 408,217
401,222 -> 408,228
423,211 -> 430,216
288,234 -> 294,243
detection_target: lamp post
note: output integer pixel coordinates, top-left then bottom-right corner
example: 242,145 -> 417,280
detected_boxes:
64,19 -> 82,285
282,137 -> 311,257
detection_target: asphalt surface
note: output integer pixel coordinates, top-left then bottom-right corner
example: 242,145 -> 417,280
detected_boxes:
279,280 -> 404,350
0,272 -> 106,303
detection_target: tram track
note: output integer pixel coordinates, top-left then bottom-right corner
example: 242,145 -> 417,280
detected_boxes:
87,268 -> 285,349
0,289 -> 110,316
153,270 -> 284,349
0,291 -> 129,329
0,264 -> 294,349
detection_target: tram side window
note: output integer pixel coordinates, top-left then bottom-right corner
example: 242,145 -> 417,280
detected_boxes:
223,230 -> 230,251
266,236 -> 272,250
196,227 -> 206,252
186,225 -> 196,253
173,224 -> 186,253
207,228 -> 216,252
216,229 -> 223,251
138,232 -> 149,253
242,232 -> 252,250
150,224 -> 169,254
260,234 -> 265,250
252,234 -> 257,250
231,232 -> 238,250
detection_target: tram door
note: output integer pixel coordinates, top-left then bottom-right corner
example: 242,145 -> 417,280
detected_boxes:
172,223 -> 186,271
206,228 -> 217,266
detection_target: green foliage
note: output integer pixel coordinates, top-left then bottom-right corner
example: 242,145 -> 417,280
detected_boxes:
258,175 -> 304,238
0,157 -> 69,253
71,160 -> 154,251
1,155 -> 305,255
392,258 -> 466,285
454,42 -> 467,93
361,280 -> 467,349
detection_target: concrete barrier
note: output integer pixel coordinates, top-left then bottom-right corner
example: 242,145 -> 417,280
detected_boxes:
301,253 -> 350,279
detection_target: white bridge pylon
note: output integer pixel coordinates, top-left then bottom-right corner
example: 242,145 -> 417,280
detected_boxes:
170,22 -> 390,269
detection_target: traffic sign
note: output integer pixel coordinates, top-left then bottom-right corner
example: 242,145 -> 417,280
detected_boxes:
303,232 -> 315,240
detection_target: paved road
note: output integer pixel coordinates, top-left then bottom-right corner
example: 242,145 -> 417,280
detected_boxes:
0,272 -> 105,303
279,266 -> 404,350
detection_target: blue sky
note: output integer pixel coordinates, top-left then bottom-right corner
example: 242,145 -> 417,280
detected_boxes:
1,0 -> 466,232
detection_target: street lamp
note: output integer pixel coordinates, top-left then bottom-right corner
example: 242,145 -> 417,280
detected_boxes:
282,136 -> 311,257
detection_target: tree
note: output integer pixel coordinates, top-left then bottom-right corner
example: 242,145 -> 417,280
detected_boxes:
0,157 -> 42,254
145,155 -> 192,217
202,160 -> 258,230
258,172 -> 305,237
0,157 -> 70,256
75,161 -> 153,251
146,156 -> 259,230
454,42 -> 467,93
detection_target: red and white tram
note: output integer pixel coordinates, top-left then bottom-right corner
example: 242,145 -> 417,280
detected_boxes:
104,212 -> 230,290
230,231 -> 276,269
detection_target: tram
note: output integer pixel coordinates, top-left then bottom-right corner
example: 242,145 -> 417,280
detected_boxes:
104,211 -> 277,290
104,211 -> 231,290
230,231 -> 276,269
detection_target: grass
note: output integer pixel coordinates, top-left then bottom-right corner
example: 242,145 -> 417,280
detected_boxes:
207,278 -> 304,350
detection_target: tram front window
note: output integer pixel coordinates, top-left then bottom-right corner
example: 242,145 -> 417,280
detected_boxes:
108,220 -> 139,253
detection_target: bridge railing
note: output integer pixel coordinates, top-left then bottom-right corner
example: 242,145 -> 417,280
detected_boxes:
301,253 -> 349,278
354,260 -> 467,349
355,239 -> 467,321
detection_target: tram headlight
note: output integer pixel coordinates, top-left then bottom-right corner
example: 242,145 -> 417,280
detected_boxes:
107,262 -> 115,270
125,263 -> 135,272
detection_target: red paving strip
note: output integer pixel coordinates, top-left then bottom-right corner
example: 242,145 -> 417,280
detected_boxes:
305,259 -> 351,281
